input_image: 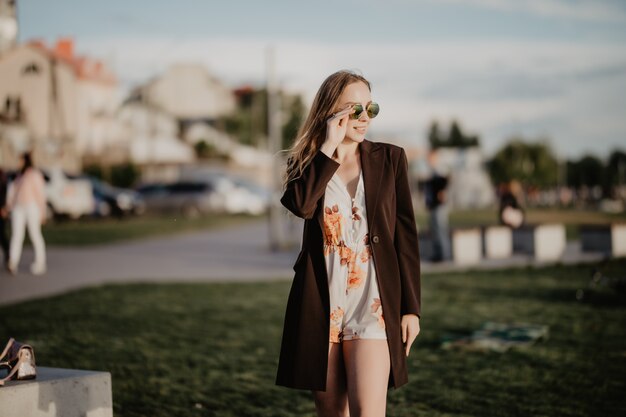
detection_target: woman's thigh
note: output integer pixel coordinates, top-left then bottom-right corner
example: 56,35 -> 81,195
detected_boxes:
312,342 -> 349,417
10,207 -> 26,237
25,205 -> 43,238
342,339 -> 390,417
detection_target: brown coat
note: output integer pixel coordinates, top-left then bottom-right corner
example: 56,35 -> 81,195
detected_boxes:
276,139 -> 421,391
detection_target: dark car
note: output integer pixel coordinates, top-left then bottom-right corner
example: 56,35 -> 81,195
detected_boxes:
82,176 -> 145,218
136,181 -> 218,218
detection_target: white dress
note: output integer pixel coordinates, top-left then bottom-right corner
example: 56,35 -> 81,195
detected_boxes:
323,170 -> 386,343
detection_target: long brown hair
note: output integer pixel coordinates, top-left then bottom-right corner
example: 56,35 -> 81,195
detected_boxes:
283,70 -> 371,188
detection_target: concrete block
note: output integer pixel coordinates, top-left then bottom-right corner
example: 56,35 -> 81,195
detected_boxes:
513,224 -> 566,261
0,367 -> 112,417
615,224 -> 626,256
451,228 -> 482,265
483,226 -> 513,259
580,224 -> 626,257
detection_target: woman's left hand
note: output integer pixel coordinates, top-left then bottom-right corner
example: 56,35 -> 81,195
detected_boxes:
401,314 -> 420,356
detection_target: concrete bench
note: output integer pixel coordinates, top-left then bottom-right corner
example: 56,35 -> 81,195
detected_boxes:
513,223 -> 566,261
0,367 -> 112,417
580,224 -> 626,257
451,227 -> 482,265
482,226 -> 513,259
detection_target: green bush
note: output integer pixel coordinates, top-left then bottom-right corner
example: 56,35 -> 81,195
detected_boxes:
110,163 -> 140,188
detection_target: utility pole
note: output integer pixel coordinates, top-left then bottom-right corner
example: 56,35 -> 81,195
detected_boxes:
266,46 -> 285,252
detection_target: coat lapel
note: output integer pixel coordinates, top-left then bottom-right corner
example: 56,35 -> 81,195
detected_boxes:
360,139 -> 382,232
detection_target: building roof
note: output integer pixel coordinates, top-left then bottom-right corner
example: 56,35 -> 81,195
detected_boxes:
25,38 -> 117,86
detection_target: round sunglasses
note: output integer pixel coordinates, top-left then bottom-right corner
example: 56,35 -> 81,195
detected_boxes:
350,102 -> 380,120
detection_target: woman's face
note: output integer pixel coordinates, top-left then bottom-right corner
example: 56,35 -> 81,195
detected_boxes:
335,81 -> 373,143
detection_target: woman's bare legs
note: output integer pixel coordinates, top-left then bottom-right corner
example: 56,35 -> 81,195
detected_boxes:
343,339 -> 390,417
313,342 -> 349,417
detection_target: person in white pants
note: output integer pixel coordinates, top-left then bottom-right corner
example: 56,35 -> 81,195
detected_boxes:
6,152 -> 47,275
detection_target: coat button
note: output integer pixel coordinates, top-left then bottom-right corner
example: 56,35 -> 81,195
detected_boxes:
372,235 -> 380,244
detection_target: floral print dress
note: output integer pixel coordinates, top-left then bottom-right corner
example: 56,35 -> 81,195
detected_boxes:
323,170 -> 386,343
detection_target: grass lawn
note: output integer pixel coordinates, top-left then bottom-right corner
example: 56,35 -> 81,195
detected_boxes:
1,260 -> 625,416
38,213 -> 258,246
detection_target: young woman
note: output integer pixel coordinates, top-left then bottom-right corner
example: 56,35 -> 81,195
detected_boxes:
277,70 -> 422,416
6,152 -> 47,275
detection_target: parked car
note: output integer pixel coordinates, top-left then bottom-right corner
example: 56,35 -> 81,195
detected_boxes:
44,168 -> 96,220
80,176 -> 146,218
191,172 -> 270,215
136,181 -> 220,218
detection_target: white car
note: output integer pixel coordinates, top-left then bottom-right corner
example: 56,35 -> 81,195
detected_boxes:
207,174 -> 269,215
42,168 -> 95,220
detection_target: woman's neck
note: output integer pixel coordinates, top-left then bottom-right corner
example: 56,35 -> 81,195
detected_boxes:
335,140 -> 360,163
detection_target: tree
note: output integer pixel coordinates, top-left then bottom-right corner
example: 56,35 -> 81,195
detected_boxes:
488,139 -> 559,188
110,163 -> 140,188
282,95 -> 305,150
219,88 -> 268,147
428,121 -> 443,150
606,150 -> 626,188
428,119 -> 480,149
566,155 -> 604,188
220,87 -> 305,150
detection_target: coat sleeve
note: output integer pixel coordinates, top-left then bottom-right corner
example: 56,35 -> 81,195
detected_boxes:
393,148 -> 422,319
280,150 -> 340,219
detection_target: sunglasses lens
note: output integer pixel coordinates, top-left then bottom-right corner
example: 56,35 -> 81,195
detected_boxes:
350,104 -> 363,119
367,102 -> 380,119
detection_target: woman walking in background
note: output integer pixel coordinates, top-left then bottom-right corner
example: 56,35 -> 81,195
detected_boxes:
7,152 -> 47,275
0,168 -> 10,271
277,70 -> 422,416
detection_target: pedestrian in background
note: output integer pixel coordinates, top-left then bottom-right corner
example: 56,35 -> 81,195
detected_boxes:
0,168 -> 10,272
424,151 -> 451,262
277,70 -> 421,416
6,152 -> 47,275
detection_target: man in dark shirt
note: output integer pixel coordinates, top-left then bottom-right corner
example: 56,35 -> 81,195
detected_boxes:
0,168 -> 10,270
424,152 -> 451,262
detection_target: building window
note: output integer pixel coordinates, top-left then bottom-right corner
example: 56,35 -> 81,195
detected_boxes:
22,62 -> 40,75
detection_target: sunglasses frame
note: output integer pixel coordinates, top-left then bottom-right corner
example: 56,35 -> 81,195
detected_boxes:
349,102 -> 380,120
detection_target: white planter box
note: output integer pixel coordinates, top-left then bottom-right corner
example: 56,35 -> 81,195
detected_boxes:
452,228 -> 482,265
513,224 -> 566,261
483,226 -> 513,259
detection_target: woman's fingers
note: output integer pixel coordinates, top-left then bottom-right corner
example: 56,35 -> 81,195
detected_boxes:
402,322 -> 407,344
328,105 -> 353,123
405,331 -> 417,356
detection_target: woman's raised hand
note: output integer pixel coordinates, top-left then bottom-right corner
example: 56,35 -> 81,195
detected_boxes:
320,105 -> 354,158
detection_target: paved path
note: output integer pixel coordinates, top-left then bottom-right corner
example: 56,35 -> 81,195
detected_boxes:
0,220 -> 297,306
0,219 -> 605,306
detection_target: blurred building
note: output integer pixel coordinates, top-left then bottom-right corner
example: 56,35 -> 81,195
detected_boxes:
110,99 -> 194,182
0,37 -> 118,172
140,63 -> 236,122
0,0 -> 18,55
128,63 -> 274,183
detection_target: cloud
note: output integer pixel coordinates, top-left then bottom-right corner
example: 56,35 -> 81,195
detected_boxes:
80,35 -> 626,158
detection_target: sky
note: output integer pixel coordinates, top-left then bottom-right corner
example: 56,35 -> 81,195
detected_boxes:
16,0 -> 626,159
